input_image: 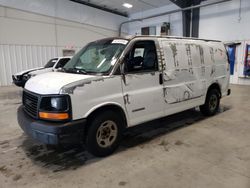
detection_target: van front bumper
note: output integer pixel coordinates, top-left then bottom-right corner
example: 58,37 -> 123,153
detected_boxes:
13,79 -> 26,87
17,106 -> 86,145
12,75 -> 28,88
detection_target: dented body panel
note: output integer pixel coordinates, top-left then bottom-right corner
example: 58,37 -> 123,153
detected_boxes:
22,36 -> 230,128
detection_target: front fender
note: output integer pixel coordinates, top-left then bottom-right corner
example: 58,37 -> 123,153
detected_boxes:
84,102 -> 128,122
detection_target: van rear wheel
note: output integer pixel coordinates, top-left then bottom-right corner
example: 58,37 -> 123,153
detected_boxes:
200,89 -> 220,116
86,111 -> 123,157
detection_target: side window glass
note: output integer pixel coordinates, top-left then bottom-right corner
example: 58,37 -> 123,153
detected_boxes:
56,58 -> 71,68
134,48 -> 144,57
125,41 -> 158,73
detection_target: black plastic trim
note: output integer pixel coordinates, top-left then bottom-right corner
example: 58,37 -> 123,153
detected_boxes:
17,106 -> 86,145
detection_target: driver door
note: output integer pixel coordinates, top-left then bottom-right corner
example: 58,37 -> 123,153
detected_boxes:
121,40 -> 165,126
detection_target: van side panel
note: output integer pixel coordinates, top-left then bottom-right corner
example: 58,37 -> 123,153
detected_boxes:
160,39 -> 206,104
159,38 -> 229,115
207,42 -> 230,96
68,76 -> 128,122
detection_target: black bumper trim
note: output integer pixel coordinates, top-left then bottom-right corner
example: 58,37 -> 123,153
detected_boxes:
17,106 -> 86,145
13,80 -> 26,87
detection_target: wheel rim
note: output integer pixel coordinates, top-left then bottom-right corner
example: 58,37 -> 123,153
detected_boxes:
209,94 -> 218,112
96,120 -> 118,148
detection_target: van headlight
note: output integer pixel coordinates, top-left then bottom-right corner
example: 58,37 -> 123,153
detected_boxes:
39,96 -> 71,121
50,97 -> 67,111
23,74 -> 31,80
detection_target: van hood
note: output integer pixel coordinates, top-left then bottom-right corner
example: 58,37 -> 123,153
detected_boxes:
15,67 -> 44,76
25,72 -> 96,94
29,68 -> 53,76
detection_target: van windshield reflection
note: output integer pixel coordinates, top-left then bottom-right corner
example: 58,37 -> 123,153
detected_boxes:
63,39 -> 127,74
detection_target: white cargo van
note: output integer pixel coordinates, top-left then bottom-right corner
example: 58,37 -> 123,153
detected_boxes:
18,36 -> 230,156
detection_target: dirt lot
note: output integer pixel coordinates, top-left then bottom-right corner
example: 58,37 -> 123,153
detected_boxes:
0,84 -> 250,188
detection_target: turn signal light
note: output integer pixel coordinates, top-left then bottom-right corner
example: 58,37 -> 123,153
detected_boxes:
39,112 -> 69,120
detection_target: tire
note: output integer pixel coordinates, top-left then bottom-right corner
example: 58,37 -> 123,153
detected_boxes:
86,110 -> 124,157
200,89 -> 220,116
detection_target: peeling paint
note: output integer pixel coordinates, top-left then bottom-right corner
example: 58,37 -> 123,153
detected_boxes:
199,46 -> 205,65
189,68 -> 194,75
159,39 -> 227,105
169,43 -> 178,67
60,77 -> 105,94
185,44 -> 192,66
200,46 -> 205,77
163,71 -> 176,81
124,94 -> 130,105
210,66 -> 216,76
159,47 -> 166,71
209,47 -> 215,63
164,83 -> 201,104
183,90 -> 191,100
164,84 -> 204,104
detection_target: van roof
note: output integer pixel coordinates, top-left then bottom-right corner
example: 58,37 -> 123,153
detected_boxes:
128,35 -> 222,43
94,36 -> 222,45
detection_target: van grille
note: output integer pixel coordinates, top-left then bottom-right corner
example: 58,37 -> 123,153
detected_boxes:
23,91 -> 39,118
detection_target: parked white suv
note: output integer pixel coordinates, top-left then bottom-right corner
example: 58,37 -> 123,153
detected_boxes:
12,56 -> 72,87
17,36 -> 230,156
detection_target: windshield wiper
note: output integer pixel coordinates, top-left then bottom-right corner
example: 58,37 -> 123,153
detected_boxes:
65,68 -> 87,74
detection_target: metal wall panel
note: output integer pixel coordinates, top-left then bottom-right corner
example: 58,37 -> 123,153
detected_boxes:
0,44 -> 81,86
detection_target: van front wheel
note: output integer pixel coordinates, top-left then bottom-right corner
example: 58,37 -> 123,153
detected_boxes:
200,89 -> 220,116
86,111 -> 123,157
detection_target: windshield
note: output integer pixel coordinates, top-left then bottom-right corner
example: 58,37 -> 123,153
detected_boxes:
64,39 -> 128,74
44,58 -> 58,68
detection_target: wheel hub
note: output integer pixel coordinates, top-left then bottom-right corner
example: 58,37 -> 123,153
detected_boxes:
96,120 -> 118,148
209,94 -> 218,111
